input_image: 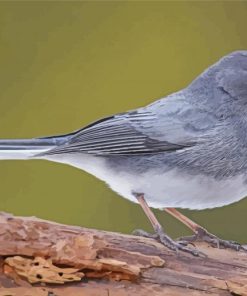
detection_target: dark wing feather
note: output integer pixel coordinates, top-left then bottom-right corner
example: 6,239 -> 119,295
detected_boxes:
42,111 -> 191,156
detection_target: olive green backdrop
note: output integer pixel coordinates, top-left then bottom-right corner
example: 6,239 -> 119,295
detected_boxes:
0,1 -> 247,242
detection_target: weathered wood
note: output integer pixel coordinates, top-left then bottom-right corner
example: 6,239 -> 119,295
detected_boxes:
0,212 -> 246,295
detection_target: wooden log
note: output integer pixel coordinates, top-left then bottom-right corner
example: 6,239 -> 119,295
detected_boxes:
0,212 -> 246,295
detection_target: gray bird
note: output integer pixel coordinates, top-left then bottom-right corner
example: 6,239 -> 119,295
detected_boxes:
1,51 -> 247,256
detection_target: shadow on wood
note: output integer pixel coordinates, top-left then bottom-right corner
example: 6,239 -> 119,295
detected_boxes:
0,212 -> 246,295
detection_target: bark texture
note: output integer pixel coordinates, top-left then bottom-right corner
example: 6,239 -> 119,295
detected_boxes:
0,212 -> 246,295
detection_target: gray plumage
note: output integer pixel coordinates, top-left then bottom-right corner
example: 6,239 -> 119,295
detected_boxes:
42,50 -> 247,178
1,50 -> 247,210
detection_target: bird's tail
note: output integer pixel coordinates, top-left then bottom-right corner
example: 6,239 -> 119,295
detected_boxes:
0,137 -> 65,160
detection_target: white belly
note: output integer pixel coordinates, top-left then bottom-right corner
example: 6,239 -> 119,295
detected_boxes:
44,153 -> 247,210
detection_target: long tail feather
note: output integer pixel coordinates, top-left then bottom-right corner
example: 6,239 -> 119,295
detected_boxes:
0,137 -> 65,159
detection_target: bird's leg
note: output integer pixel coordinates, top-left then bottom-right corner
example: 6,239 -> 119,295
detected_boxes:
132,193 -> 203,256
164,208 -> 246,251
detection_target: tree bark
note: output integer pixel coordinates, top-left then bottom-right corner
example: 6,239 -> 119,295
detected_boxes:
0,212 -> 246,296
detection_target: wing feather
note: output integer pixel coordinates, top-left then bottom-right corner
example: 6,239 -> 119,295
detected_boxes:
42,110 -> 190,156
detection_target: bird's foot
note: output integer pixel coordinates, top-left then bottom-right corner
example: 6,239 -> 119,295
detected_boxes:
132,227 -> 205,257
178,227 -> 247,251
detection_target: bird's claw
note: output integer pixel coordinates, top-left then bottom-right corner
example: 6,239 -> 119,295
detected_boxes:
132,228 -> 206,257
178,227 -> 246,252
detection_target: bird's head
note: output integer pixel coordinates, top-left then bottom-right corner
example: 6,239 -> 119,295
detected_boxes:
188,51 -> 247,114
215,51 -> 247,99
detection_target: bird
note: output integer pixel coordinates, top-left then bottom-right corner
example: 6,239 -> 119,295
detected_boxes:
0,50 -> 247,256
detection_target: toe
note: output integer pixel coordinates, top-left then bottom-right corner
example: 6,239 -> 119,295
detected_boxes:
176,243 -> 206,257
132,229 -> 158,239
241,245 -> 247,251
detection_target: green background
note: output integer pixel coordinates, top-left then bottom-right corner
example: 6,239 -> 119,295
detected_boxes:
0,1 -> 247,242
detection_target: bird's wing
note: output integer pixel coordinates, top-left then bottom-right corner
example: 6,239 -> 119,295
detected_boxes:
41,95 -> 218,156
